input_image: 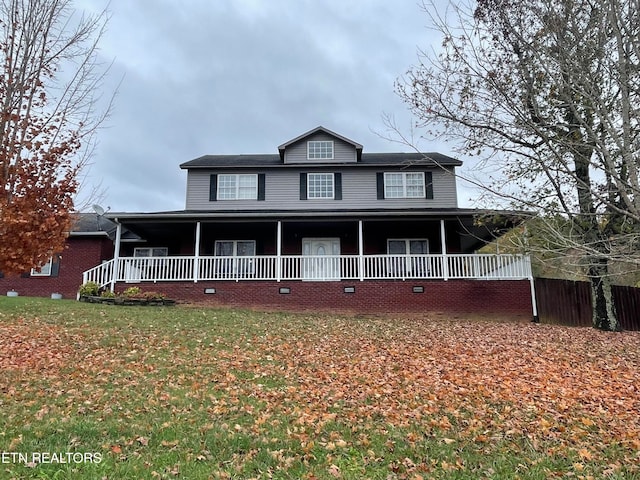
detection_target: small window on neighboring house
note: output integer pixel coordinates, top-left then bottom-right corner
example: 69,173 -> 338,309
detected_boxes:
31,257 -> 53,276
134,247 -> 169,257
307,173 -> 335,199
217,174 -> 258,200
307,141 -> 334,159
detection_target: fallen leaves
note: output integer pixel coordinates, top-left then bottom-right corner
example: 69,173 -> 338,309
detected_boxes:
258,318 -> 640,449
0,319 -> 76,372
1,308 -> 640,477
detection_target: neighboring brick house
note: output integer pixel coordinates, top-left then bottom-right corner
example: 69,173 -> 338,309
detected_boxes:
0,214 -> 116,299
80,127 -> 537,318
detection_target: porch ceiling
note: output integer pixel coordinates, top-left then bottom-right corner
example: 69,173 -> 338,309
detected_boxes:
105,208 -> 528,251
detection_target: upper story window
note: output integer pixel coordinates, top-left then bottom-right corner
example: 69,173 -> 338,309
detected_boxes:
307,141 -> 334,160
218,174 -> 258,200
300,172 -> 342,200
384,172 -> 425,198
307,173 -> 334,199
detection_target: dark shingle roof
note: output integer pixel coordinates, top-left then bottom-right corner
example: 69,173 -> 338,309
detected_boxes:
70,213 -> 115,234
180,152 -> 462,169
181,154 -> 281,168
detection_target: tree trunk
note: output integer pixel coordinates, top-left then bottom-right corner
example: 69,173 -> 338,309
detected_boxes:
588,258 -> 620,331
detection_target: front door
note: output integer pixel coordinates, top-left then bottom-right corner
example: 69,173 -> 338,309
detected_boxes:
302,238 -> 340,280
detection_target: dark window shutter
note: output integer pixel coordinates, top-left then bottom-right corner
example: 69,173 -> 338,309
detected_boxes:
334,173 -> 342,200
425,171 -> 433,200
257,174 -> 266,201
209,174 -> 217,201
376,172 -> 385,199
50,255 -> 60,277
21,272 -> 30,278
300,173 -> 307,200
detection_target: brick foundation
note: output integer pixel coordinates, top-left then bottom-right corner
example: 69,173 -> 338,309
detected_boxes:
120,279 -> 534,317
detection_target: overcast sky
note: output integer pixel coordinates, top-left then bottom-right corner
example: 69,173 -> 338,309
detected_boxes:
75,0 -> 472,213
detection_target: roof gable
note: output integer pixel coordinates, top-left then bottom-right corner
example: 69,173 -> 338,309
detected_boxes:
277,126 -> 363,152
277,126 -> 363,162
179,127 -> 462,169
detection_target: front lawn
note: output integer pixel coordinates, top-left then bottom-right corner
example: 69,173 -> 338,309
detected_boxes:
0,297 -> 638,479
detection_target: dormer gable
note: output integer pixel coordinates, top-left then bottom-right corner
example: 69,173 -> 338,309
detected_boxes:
278,126 -> 363,164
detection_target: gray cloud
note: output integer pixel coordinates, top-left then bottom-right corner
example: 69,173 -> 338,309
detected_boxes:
76,0 -> 470,213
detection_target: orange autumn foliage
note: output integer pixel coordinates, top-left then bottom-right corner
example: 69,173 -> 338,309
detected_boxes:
0,0 -> 109,275
0,141 -> 78,275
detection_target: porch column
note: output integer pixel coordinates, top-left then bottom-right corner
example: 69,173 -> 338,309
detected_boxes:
276,221 -> 282,282
193,221 -> 201,283
358,220 -> 364,281
440,219 -> 449,281
110,220 -> 122,292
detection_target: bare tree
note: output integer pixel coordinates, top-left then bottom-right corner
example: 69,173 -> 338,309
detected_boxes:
0,0 -> 112,275
396,0 -> 640,331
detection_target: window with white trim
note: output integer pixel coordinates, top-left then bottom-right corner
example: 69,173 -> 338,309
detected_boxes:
307,141 -> 334,159
384,172 -> 425,198
214,240 -> 256,278
31,257 -> 53,276
214,240 -> 256,257
217,174 -> 258,200
307,173 -> 334,199
387,239 -> 429,255
387,239 -> 430,278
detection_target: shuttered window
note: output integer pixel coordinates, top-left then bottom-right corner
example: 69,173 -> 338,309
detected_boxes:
300,173 -> 342,200
218,174 -> 257,200
209,174 -> 265,201
308,173 -> 334,199
377,172 -> 433,200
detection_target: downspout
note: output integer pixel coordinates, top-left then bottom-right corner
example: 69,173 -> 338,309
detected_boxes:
193,221 -> 201,283
276,221 -> 282,282
523,225 -> 539,322
527,256 -> 539,323
358,220 -> 364,281
111,219 -> 122,292
440,219 -> 449,281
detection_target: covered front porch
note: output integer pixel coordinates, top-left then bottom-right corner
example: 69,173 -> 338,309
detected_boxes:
83,212 -> 533,287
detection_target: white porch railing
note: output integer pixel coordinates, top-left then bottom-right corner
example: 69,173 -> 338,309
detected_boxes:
83,254 -> 532,288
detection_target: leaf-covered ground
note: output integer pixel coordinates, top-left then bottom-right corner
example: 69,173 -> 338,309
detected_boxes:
0,297 -> 639,479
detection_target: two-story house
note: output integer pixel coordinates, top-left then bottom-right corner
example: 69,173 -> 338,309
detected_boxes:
84,127 -> 536,317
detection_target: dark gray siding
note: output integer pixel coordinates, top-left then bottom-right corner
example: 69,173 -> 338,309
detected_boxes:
185,167 -> 458,210
284,132 -> 357,164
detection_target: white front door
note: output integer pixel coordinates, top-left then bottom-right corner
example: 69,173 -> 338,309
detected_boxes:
302,238 -> 341,280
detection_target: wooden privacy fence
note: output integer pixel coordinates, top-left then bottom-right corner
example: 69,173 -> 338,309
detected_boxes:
534,277 -> 640,330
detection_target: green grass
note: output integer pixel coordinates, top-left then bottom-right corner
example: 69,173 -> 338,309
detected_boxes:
0,296 -> 639,479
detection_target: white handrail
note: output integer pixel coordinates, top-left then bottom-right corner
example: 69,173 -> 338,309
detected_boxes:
81,254 -> 532,285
